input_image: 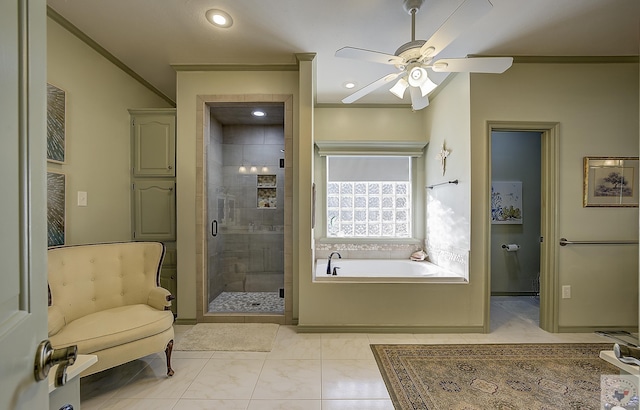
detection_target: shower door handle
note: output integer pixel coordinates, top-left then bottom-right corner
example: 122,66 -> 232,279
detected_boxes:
211,220 -> 218,237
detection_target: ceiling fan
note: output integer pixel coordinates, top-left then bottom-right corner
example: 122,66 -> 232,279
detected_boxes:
336,0 -> 513,110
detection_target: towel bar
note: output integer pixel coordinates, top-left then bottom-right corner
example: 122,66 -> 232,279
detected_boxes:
559,238 -> 638,246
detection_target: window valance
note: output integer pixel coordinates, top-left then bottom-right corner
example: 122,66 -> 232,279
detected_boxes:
315,141 -> 427,157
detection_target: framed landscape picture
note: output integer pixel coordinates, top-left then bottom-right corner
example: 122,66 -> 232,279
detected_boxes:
583,156 -> 638,207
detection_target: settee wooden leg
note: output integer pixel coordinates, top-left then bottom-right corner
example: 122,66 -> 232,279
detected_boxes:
165,340 -> 175,377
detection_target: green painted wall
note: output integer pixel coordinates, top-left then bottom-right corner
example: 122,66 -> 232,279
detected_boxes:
174,70 -> 300,320
471,62 -> 639,331
47,18 -> 171,245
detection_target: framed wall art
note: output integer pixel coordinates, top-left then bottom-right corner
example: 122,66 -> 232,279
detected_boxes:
583,157 -> 638,207
47,171 -> 66,247
491,181 -> 523,224
47,83 -> 66,163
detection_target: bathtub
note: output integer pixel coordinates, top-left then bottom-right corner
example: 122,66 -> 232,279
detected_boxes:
314,258 -> 468,283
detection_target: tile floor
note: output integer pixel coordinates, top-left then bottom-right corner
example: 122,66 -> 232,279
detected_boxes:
208,292 -> 284,314
79,296 -> 614,410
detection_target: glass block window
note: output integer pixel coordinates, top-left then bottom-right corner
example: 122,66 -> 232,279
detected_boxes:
327,156 -> 411,238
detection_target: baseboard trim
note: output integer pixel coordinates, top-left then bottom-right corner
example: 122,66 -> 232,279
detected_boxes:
491,292 -> 539,296
174,318 -> 197,325
295,325 -> 485,334
558,325 -> 639,334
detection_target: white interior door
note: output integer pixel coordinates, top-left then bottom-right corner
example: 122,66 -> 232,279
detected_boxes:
0,0 -> 49,409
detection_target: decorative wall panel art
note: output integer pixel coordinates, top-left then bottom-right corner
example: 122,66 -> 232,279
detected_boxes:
47,83 -> 66,163
47,171 -> 65,247
491,181 -> 523,224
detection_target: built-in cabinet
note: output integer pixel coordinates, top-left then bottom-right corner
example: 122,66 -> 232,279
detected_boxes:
129,108 -> 177,314
131,111 -> 176,177
131,179 -> 176,240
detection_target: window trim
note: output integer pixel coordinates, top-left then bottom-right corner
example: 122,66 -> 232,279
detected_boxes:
314,141 -> 427,244
315,141 -> 427,157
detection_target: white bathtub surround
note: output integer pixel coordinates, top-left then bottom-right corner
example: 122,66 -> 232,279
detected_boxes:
426,244 -> 469,278
314,258 -> 467,283
315,241 -> 423,260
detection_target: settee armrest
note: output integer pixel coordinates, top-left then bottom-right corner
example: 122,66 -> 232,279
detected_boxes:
48,305 -> 66,337
148,287 -> 173,311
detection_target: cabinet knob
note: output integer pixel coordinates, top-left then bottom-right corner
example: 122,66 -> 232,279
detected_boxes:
168,165 -> 173,170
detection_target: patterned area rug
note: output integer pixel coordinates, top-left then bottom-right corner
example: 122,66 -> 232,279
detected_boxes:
371,343 -> 621,409
174,323 -> 279,351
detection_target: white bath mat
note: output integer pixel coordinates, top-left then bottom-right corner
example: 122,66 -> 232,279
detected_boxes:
174,323 -> 279,352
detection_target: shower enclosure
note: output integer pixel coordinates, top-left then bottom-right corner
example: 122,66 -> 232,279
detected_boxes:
206,103 -> 285,315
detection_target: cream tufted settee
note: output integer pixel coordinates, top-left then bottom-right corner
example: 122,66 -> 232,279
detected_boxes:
47,241 -> 175,377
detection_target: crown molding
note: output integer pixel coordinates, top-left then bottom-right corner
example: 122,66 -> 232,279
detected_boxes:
296,53 -> 317,62
171,64 -> 298,72
314,103 -> 413,109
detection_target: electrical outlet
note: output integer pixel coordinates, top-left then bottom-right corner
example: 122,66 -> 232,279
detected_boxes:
562,285 -> 571,299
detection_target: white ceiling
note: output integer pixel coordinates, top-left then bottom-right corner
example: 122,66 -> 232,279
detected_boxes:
47,0 -> 639,106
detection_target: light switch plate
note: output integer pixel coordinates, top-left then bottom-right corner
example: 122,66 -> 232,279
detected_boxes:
77,191 -> 88,207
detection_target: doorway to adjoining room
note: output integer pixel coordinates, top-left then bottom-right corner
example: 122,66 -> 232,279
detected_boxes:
490,130 -> 542,329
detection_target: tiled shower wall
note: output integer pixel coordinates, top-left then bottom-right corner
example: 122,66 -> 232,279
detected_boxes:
208,122 -> 285,302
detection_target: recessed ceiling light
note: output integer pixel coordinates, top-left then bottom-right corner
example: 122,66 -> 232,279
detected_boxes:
206,9 -> 233,28
252,110 -> 266,117
343,82 -> 356,89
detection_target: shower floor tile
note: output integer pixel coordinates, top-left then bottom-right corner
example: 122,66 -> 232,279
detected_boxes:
209,291 -> 284,313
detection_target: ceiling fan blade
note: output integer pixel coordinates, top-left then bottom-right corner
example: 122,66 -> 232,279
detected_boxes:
342,73 -> 401,104
336,47 -> 404,65
431,57 -> 513,73
419,0 -> 493,59
409,87 -> 429,110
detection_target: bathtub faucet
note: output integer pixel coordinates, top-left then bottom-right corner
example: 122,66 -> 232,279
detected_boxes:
327,251 -> 342,275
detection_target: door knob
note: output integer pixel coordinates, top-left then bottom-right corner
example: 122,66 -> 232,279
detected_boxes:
34,340 -> 77,387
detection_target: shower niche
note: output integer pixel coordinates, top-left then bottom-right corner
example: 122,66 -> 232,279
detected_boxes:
257,175 -> 277,208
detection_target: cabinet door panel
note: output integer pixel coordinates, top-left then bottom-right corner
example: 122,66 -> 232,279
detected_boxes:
133,180 -> 176,240
132,114 -> 175,177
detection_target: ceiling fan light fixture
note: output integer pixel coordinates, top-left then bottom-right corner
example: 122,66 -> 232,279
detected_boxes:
407,66 -> 437,96
206,9 -> 233,28
418,76 -> 438,96
407,66 -> 426,86
389,78 -> 409,99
